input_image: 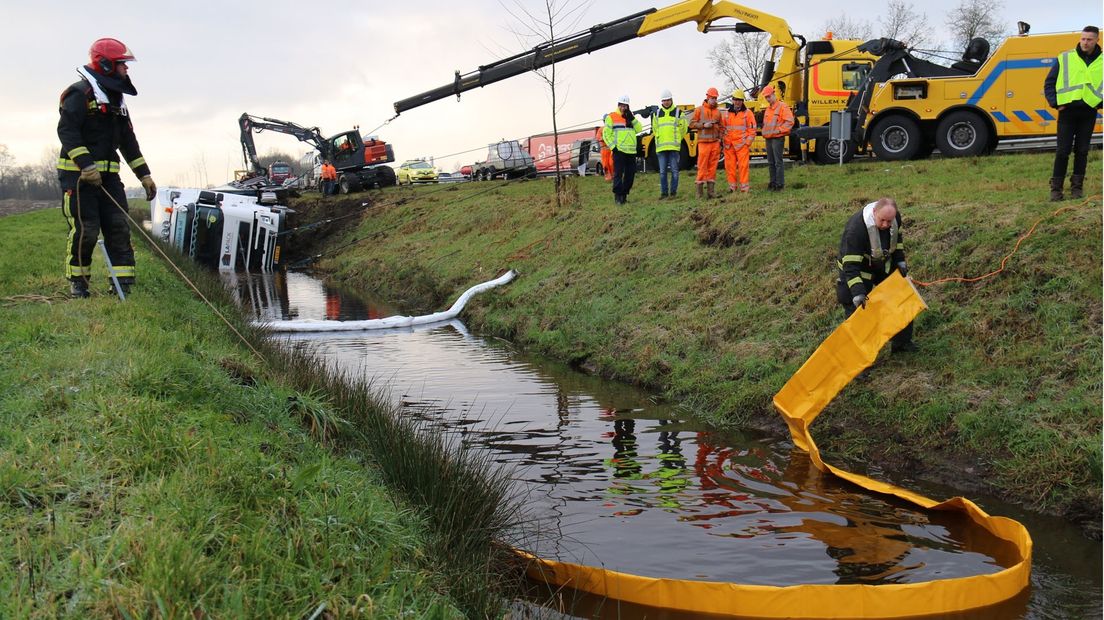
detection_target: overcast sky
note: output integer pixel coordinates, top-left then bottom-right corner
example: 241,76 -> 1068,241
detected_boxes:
2,0 -> 1096,186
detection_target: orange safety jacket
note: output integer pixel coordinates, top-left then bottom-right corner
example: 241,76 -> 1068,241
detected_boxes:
761,100 -> 794,139
722,108 -> 757,150
321,163 -> 337,180
689,101 -> 723,142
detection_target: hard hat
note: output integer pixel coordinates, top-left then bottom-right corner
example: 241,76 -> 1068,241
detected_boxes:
706,87 -> 719,98
617,94 -> 631,105
761,85 -> 775,97
660,89 -> 673,101
731,89 -> 746,100
89,38 -> 136,74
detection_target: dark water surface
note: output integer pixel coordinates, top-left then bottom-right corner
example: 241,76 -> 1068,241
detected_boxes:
234,272 -> 1101,619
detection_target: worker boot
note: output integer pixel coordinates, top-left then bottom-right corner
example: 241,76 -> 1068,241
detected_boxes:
696,184 -> 704,199
706,182 -> 715,199
69,279 -> 90,299
1049,177 -> 1064,202
1070,175 -> 1084,200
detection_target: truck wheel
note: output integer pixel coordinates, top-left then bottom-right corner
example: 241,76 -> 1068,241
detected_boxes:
869,114 -> 922,161
813,138 -> 856,165
935,110 -> 990,157
338,177 -> 352,194
376,165 -> 397,188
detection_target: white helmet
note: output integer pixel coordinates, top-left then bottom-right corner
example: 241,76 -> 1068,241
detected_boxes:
660,89 -> 673,101
617,94 -> 631,105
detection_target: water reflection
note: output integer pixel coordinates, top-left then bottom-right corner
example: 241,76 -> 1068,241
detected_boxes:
232,271 -> 1101,618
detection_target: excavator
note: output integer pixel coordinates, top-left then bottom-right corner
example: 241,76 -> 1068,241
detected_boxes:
394,0 -> 1082,164
238,113 -> 397,193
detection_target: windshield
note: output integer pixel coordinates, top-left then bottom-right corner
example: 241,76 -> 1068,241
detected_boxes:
407,161 -> 432,169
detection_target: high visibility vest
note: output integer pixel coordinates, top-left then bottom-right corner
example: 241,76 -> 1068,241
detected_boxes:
690,103 -> 723,142
603,111 -> 643,154
721,108 -> 756,150
652,105 -> 687,152
321,164 -> 337,180
762,101 -> 794,138
1056,49 -> 1103,108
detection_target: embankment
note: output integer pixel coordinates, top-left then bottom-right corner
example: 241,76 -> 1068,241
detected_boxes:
304,151 -> 1102,535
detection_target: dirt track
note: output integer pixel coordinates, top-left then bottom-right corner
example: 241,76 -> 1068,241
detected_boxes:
0,199 -> 53,218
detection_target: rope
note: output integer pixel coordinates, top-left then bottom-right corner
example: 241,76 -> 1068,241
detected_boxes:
912,200 -> 1089,287
97,186 -> 267,361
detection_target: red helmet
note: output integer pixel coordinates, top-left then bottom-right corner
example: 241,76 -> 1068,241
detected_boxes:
89,38 -> 136,74
706,87 -> 719,98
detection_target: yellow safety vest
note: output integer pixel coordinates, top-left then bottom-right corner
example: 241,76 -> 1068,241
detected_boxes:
603,111 -> 643,154
652,105 -> 686,153
1056,49 -> 1103,108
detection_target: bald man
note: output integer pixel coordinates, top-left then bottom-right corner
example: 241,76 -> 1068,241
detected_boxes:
836,197 -> 917,353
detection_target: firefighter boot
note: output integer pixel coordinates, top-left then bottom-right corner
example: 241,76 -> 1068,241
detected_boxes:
706,182 -> 715,199
696,184 -> 704,199
70,279 -> 90,299
1070,175 -> 1084,200
1049,177 -> 1064,202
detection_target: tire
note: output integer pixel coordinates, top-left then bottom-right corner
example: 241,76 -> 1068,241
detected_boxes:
869,114 -> 922,161
813,137 -> 856,164
376,165 -> 397,188
338,177 -> 352,194
935,111 -> 990,157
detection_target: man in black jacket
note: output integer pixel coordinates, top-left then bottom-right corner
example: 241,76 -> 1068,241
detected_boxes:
58,38 -> 156,298
1043,26 -> 1102,201
836,197 -> 917,353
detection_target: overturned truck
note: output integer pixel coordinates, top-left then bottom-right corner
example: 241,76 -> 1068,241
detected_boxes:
149,188 -> 291,272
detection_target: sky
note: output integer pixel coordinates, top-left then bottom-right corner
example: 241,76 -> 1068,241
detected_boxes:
1,0 -> 1097,187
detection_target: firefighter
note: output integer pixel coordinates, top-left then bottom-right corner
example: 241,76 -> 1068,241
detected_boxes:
836,197 -> 917,353
58,38 -> 156,298
760,85 -> 794,191
688,87 -> 722,199
1044,25 -> 1101,201
721,90 -> 756,193
320,159 -> 337,196
652,89 -> 687,199
602,95 -> 643,205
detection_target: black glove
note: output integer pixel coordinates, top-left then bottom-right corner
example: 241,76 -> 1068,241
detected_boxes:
852,294 -> 867,310
896,261 -> 908,278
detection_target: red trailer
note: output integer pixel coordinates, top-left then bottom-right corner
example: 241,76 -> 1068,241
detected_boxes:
525,128 -> 600,173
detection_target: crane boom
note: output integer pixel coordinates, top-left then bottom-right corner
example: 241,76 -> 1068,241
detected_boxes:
393,0 -> 803,115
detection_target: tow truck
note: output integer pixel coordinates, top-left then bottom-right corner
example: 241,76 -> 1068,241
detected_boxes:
238,113 -> 398,194
393,0 -> 1085,164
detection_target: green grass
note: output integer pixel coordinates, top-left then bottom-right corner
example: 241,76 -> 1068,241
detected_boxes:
0,206 -> 524,617
310,151 -> 1102,525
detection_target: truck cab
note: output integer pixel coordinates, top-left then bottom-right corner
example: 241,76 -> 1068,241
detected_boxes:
267,160 -> 292,184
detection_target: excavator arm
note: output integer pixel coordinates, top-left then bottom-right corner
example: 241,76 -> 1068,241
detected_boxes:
238,113 -> 330,175
393,0 -> 803,114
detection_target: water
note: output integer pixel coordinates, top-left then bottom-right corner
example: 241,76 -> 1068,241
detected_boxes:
232,271 -> 1102,618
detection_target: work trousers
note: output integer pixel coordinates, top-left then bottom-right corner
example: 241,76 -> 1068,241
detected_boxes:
765,137 -> 785,187
723,146 -> 750,190
60,171 -> 135,283
1051,105 -> 1098,178
601,148 -> 614,181
836,278 -> 913,346
612,150 -> 636,199
695,141 -> 720,183
657,150 -> 680,195
322,179 -> 335,195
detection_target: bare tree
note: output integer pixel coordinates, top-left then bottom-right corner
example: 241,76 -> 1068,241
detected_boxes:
820,14 -> 874,41
708,32 -> 771,94
879,1 -> 931,48
501,0 -> 592,211
945,0 -> 1006,50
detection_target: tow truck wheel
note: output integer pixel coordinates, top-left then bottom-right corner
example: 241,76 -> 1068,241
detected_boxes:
935,111 -> 990,157
869,114 -> 922,161
813,138 -> 856,164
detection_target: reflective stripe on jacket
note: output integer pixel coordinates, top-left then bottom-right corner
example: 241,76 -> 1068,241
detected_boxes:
652,105 -> 687,152
1056,48 -> 1103,108
57,78 -> 150,178
603,111 -> 643,154
761,100 -> 794,139
722,108 -> 757,150
690,102 -> 722,142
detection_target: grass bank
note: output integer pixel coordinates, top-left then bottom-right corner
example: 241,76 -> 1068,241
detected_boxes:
305,151 -> 1102,533
0,207 -> 524,617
